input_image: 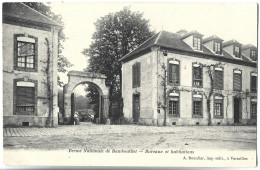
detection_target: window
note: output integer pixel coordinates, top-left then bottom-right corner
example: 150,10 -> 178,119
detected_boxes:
214,95 -> 223,118
168,93 -> 179,117
193,94 -> 203,117
233,70 -> 242,91
214,42 -> 221,54
214,67 -> 223,90
14,80 -> 37,115
234,46 -> 241,58
193,37 -> 202,50
14,34 -> 38,71
251,73 -> 257,93
193,64 -> 203,87
168,60 -> 180,85
251,100 -> 257,119
132,62 -> 141,88
251,50 -> 257,61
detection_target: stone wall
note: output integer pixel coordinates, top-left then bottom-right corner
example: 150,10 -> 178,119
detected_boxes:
3,23 -> 59,127
122,47 -> 257,126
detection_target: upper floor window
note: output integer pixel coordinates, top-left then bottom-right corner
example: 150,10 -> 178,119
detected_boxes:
168,60 -> 180,85
214,67 -> 223,90
233,69 -> 242,91
14,34 -> 38,72
132,62 -> 141,88
251,50 -> 257,61
193,36 -> 202,50
192,63 -> 203,87
234,45 -> 241,58
14,79 -> 37,115
214,41 -> 222,54
251,72 -> 257,93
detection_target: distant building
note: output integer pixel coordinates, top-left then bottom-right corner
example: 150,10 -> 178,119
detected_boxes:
120,30 -> 257,126
3,3 -> 62,127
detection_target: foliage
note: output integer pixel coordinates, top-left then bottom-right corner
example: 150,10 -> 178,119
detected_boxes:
22,2 -> 72,86
82,7 -> 155,107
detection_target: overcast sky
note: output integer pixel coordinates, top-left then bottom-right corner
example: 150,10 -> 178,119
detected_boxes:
48,2 -> 257,93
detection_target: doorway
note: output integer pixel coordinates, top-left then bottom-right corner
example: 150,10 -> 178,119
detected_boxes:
133,94 -> 140,123
233,97 -> 241,123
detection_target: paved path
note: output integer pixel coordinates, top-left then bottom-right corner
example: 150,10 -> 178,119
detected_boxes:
3,123 -> 257,150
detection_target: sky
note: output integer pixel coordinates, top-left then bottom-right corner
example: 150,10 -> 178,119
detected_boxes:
48,2 -> 258,94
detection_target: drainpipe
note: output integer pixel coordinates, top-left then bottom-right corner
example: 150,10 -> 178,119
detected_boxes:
156,46 -> 161,126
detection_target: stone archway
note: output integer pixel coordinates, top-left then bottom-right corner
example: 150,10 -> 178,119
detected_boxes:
62,71 -> 110,125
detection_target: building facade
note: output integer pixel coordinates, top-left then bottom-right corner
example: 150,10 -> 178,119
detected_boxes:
121,30 -> 257,126
3,3 -> 61,127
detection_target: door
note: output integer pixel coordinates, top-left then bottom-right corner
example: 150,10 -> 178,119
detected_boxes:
234,97 -> 240,123
133,94 -> 140,123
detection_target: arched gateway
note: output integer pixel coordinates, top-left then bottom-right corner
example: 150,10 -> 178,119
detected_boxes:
63,71 -> 110,124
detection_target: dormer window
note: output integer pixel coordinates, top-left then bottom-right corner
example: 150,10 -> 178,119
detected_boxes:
234,46 -> 241,58
251,50 -> 257,61
193,36 -> 202,50
214,41 -> 222,54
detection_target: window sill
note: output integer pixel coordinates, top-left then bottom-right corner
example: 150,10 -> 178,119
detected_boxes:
168,82 -> 180,86
192,115 -> 203,118
192,85 -> 203,88
14,67 -> 37,72
214,116 -> 224,119
168,114 -> 180,118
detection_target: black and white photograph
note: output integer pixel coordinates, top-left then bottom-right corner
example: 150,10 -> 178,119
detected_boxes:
1,0 -> 258,167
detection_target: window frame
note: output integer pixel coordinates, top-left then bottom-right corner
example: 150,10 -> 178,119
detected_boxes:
213,94 -> 224,119
14,34 -> 38,72
233,69 -> 242,92
250,72 -> 257,93
168,59 -> 180,86
192,63 -> 203,88
192,93 -> 203,118
168,91 -> 180,118
193,36 -> 202,51
132,62 -> 141,88
233,45 -> 241,58
214,67 -> 224,90
13,78 -> 38,115
250,97 -> 257,120
213,41 -> 222,54
250,49 -> 257,61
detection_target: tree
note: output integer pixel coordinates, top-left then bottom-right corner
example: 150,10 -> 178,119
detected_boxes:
82,7 -> 155,120
22,2 -> 72,86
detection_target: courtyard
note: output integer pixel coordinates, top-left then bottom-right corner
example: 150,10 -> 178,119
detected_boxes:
3,123 -> 257,151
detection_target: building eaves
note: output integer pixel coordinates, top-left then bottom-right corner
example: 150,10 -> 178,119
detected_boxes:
3,2 -> 62,27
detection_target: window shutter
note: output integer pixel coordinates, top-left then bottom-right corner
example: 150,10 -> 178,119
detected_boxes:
214,70 -> 223,90
172,64 -> 179,84
169,64 -> 173,83
234,73 -> 241,91
17,86 -> 35,106
132,64 -> 136,88
137,63 -> 141,87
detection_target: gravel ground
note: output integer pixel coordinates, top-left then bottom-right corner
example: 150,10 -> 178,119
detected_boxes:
3,123 -> 257,151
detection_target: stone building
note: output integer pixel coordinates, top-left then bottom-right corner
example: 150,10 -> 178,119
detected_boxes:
3,3 -> 61,127
120,30 -> 257,126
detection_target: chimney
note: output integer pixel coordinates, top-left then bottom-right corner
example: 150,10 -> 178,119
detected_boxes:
176,29 -> 188,36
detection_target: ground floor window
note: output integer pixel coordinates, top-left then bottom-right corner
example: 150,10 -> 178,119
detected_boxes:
192,94 -> 203,117
251,101 -> 257,119
214,95 -> 223,118
14,80 -> 37,115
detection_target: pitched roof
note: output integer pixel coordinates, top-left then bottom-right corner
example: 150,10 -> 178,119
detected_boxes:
120,30 -> 256,65
203,35 -> 224,43
223,39 -> 242,47
3,2 -> 62,27
181,30 -> 204,39
242,44 -> 257,50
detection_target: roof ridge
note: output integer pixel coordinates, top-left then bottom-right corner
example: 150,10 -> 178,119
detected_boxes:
154,30 -> 163,45
21,2 -> 62,27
